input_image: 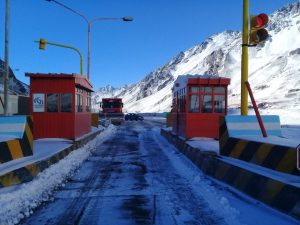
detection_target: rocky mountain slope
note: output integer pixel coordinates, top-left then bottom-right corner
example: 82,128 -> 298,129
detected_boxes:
92,1 -> 300,124
0,59 -> 29,96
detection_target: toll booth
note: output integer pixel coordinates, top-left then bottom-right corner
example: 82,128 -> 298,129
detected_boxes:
26,73 -> 93,139
172,75 -> 230,139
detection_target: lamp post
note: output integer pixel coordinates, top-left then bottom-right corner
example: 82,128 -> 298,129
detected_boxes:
45,0 -> 133,80
3,0 -> 10,115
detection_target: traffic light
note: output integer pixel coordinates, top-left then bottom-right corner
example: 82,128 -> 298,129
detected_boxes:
249,13 -> 269,45
39,38 -> 46,50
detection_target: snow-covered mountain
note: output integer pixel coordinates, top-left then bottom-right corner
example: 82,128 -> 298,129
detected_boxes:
92,1 -> 300,124
0,59 -> 29,96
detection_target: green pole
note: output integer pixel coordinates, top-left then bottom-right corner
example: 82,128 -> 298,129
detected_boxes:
35,39 -> 84,75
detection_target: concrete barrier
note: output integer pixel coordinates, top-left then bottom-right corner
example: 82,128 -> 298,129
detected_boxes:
0,116 -> 33,164
160,128 -> 300,221
224,115 -> 282,136
219,116 -> 299,175
0,129 -> 101,187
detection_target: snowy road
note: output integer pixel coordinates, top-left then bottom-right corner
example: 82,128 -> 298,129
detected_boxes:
17,118 -> 298,225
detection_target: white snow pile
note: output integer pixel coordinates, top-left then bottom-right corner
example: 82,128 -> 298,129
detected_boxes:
0,125 -> 117,225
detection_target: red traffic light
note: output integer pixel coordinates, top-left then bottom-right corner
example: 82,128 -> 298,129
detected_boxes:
251,13 -> 268,28
249,13 -> 269,44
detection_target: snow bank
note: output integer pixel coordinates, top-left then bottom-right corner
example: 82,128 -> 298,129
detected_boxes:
0,125 -> 117,225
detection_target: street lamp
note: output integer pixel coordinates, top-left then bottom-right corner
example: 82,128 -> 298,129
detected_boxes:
45,0 -> 133,80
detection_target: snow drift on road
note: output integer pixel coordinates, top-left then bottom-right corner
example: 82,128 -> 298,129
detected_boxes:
0,126 -> 117,225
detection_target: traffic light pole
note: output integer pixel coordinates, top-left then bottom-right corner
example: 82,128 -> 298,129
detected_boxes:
36,39 -> 84,75
241,0 -> 249,115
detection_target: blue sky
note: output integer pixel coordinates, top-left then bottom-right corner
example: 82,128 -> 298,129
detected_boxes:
0,0 -> 296,89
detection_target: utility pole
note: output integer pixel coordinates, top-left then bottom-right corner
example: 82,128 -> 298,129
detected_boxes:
3,0 -> 10,115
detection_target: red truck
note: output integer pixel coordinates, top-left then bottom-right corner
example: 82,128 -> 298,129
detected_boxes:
99,98 -> 124,125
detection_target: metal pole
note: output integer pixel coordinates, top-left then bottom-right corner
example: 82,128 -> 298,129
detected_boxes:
87,23 -> 91,80
245,81 -> 267,137
46,1 -> 132,80
241,0 -> 249,115
36,40 -> 84,75
46,41 -> 84,75
4,0 -> 10,115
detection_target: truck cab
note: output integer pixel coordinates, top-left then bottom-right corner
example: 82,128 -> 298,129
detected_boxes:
100,98 -> 123,113
99,98 -> 124,125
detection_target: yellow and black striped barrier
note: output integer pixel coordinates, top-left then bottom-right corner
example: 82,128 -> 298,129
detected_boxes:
0,129 -> 102,187
160,128 -> 300,221
0,116 -> 33,164
219,116 -> 299,175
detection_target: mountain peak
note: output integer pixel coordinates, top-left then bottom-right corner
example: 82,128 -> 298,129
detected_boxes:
92,1 -> 300,124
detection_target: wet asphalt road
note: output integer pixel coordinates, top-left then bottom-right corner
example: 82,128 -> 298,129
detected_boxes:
21,118 -> 225,225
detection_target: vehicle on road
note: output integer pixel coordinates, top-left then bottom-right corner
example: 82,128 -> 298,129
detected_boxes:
99,98 -> 124,125
125,113 -> 144,121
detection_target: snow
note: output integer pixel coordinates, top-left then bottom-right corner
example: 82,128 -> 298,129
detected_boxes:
0,138 -> 73,176
0,127 -> 105,176
151,126 -> 299,225
282,125 -> 300,140
169,123 -> 300,156
0,118 -> 299,224
150,130 -> 242,225
187,137 -> 219,154
1,2 -> 300,223
0,135 -> 18,142
233,134 -> 299,148
0,125 -> 117,225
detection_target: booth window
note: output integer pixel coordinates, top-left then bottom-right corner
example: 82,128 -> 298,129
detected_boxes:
176,88 -> 186,113
180,88 -> 186,112
214,95 -> 225,113
76,94 -> 83,112
176,92 -> 180,113
173,94 -> 178,112
202,95 -> 212,113
190,86 -> 199,93
214,87 -> 226,113
76,87 -> 83,112
86,92 -> 91,112
214,86 -> 225,94
47,93 -> 58,112
203,86 -> 212,93
61,93 -> 72,112
189,95 -> 199,112
188,86 -> 199,112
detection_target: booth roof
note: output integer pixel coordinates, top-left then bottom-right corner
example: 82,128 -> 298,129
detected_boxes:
25,73 -> 93,91
173,74 -> 230,92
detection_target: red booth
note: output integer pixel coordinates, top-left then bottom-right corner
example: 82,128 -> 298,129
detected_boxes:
172,75 -> 230,139
26,73 -> 93,140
